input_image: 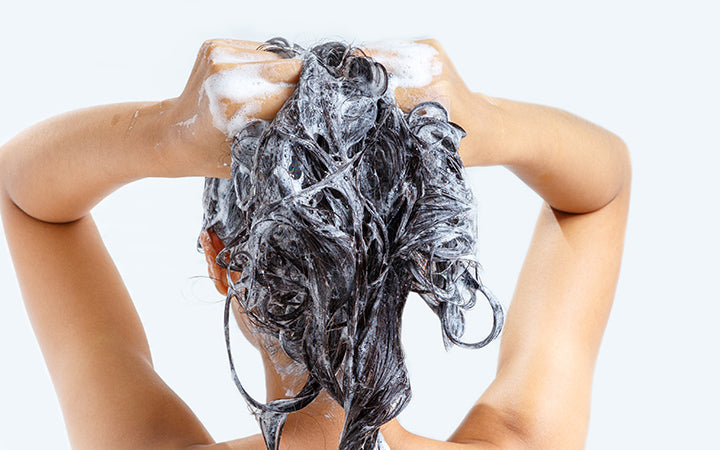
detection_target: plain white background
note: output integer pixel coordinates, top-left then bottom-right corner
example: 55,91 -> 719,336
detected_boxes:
0,1 -> 718,448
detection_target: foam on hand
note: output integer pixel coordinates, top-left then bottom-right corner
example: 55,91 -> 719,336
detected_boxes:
364,40 -> 442,92
209,46 -> 276,65
201,63 -> 293,137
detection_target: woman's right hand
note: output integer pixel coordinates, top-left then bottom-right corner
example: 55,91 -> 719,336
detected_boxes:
362,39 -> 499,166
163,39 -> 302,179
362,39 -> 469,113
364,38 -> 629,213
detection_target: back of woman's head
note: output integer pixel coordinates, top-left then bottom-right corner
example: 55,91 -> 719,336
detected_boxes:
198,37 -> 504,450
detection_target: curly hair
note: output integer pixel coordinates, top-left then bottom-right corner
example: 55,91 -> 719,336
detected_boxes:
197,38 -> 504,450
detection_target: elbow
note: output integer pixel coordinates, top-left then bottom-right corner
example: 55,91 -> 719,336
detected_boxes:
0,138 -> 20,207
583,133 -> 632,214
609,134 -> 632,206
0,143 -> 11,205
0,142 -> 6,194
616,133 -> 632,184
623,138 -> 633,192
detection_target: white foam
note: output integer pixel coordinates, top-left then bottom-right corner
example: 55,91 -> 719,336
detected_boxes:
365,40 -> 442,91
201,64 -> 293,136
175,113 -> 197,128
274,150 -> 304,193
212,178 -> 235,222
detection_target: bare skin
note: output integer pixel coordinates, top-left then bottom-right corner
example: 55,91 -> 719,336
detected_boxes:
0,39 -> 631,449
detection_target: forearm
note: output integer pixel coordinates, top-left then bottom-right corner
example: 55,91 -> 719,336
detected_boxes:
0,100 -> 189,223
459,94 -> 630,214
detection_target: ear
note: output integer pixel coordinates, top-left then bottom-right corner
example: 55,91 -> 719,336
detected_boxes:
198,229 -> 229,296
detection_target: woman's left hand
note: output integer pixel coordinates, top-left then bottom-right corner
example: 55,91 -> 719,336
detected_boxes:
163,39 -> 302,178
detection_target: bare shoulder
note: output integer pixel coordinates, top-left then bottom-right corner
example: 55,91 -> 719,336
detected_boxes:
188,420 -> 518,450
381,418 -> 522,450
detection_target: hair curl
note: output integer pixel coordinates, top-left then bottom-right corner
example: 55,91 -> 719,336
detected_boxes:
198,37 -> 504,450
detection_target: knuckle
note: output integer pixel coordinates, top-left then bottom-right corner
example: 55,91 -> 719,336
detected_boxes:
260,62 -> 281,80
209,62 -> 231,74
200,39 -> 222,57
419,38 -> 441,49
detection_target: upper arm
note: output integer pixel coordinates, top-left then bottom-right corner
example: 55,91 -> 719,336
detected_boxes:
0,190 -> 214,449
450,170 -> 632,448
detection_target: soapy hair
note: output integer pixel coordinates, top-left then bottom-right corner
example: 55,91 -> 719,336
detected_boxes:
197,38 -> 504,450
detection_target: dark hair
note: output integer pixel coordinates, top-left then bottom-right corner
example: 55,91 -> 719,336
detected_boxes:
198,37 -> 504,450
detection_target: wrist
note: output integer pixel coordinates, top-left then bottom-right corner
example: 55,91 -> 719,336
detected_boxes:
453,93 -> 511,168
155,97 -> 233,179
125,99 -> 191,179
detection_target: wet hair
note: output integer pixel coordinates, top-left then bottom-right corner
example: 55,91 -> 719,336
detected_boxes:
197,38 -> 504,450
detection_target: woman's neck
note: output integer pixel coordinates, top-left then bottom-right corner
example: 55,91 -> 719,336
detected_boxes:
261,351 -> 346,448
257,341 -> 407,448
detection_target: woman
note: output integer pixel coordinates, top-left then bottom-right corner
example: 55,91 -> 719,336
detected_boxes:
0,38 -> 631,449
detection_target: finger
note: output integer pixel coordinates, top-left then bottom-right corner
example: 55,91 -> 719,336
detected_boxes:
256,86 -> 298,119
211,39 -> 264,51
220,84 -> 295,121
201,39 -> 275,65
206,38 -> 284,64
201,38 -> 263,54
361,46 -> 392,60
207,60 -> 301,90
361,40 -> 407,57
208,59 -> 301,85
209,48 -> 282,64
256,59 -> 302,84
415,38 -> 442,50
